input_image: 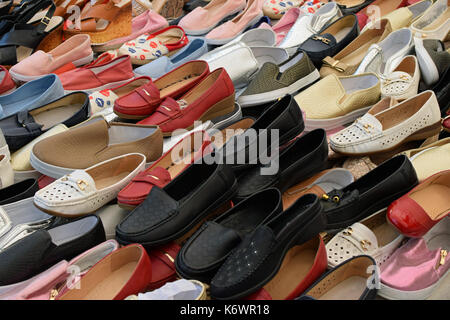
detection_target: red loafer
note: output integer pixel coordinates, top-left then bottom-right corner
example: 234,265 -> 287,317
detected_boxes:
387,170 -> 450,238
57,244 -> 152,300
113,60 -> 210,119
138,68 -> 236,136
117,130 -> 212,209
147,242 -> 181,291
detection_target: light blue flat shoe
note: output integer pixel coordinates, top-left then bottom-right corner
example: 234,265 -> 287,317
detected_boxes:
134,38 -> 208,79
0,74 -> 64,120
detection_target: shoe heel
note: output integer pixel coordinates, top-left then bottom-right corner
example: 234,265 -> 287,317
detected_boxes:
407,122 -> 442,142
200,94 -> 236,122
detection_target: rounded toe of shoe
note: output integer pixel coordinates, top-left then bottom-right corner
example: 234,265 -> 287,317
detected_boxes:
117,184 -> 151,207
387,200 -> 428,238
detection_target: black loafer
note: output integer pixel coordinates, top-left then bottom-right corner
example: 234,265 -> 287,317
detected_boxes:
296,255 -> 378,300
210,193 -> 326,300
116,162 -> 237,248
233,129 -> 329,203
299,14 -> 359,67
0,178 -> 38,205
0,215 -> 105,285
175,188 -> 283,283
337,0 -> 375,15
215,94 -> 304,173
1,92 -> 89,151
323,155 -> 418,234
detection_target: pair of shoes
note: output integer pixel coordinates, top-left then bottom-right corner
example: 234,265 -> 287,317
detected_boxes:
172,186 -> 328,300
113,60 -> 210,120
136,66 -> 236,136
278,2 -> 343,55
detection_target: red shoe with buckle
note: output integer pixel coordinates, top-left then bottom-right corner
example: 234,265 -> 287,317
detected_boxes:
58,55 -> 134,93
113,60 -> 210,119
57,244 -> 152,300
117,130 -> 212,209
387,170 -> 450,238
147,242 -> 181,291
244,235 -> 327,300
138,68 -> 236,136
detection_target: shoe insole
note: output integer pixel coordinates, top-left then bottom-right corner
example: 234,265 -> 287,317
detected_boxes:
427,232 -> 450,251
95,172 -> 130,190
264,245 -> 316,300
159,75 -> 201,98
409,184 -> 450,220
114,79 -> 149,98
423,8 -> 450,31
334,27 -> 352,43
220,199 -> 274,235
361,0 -> 403,15
81,261 -> 137,300
335,0 -> 364,6
319,276 -> 367,300
340,35 -> 382,66
33,103 -> 82,131
48,216 -> 98,245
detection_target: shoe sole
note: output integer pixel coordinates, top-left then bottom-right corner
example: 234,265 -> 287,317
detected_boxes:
304,105 -> 374,132
378,268 -> 450,300
64,77 -> 135,95
30,150 -> 155,179
9,53 -> 95,83
237,69 -> 320,107
414,37 -> 440,86
330,121 -> 443,157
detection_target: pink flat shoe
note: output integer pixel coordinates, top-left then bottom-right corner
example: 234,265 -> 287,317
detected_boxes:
259,7 -> 301,45
205,0 -> 264,45
9,34 -> 94,83
93,9 -> 168,52
179,0 -> 247,35
379,218 -> 450,300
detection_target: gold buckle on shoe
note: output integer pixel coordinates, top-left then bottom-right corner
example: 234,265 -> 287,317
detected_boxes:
41,16 -> 51,26
360,240 -> 372,251
313,36 -> 331,45
77,180 -> 88,191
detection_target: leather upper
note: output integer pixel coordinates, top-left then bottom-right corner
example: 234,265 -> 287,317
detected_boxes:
322,155 -> 418,231
175,188 -> 283,283
32,119 -> 163,169
116,162 -> 237,248
210,193 -> 326,300
233,129 -> 329,201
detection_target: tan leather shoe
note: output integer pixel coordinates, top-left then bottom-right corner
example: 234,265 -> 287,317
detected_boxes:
320,19 -> 392,77
30,117 -> 163,179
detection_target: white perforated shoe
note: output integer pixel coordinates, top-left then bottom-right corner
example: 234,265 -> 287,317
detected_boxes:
34,153 -> 146,217
330,91 -> 442,156
355,28 -> 413,77
326,209 -> 405,268
381,55 -> 420,100
410,0 -> 450,42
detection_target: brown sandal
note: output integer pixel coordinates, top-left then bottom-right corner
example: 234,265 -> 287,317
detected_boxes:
64,0 -> 132,45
